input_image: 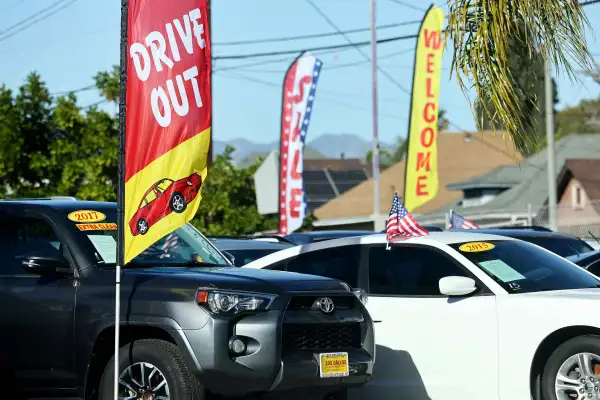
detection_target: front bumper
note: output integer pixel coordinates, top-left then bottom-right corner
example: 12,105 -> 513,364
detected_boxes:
180,294 -> 375,397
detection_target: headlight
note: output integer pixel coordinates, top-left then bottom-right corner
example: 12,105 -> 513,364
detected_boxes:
196,289 -> 276,315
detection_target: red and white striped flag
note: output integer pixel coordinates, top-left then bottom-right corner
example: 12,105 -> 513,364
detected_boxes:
448,210 -> 479,230
386,193 -> 429,245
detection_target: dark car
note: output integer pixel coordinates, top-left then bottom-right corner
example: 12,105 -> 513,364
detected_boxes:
211,238 -> 294,266
457,228 -> 594,258
0,198 -> 374,400
567,250 -> 600,276
129,172 -> 202,236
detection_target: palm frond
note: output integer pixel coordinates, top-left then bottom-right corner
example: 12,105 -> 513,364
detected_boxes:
446,0 -> 593,153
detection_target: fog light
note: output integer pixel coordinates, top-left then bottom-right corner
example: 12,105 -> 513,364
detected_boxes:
229,337 -> 246,355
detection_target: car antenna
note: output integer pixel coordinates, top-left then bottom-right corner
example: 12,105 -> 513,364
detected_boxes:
589,231 -> 600,247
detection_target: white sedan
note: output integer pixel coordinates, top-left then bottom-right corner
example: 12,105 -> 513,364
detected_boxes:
243,231 -> 600,400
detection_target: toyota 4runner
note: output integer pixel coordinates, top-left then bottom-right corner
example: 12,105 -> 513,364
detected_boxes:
0,199 -> 375,399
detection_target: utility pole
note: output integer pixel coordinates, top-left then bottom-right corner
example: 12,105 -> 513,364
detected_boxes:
207,0 -> 213,166
545,56 -> 558,231
370,0 -> 381,229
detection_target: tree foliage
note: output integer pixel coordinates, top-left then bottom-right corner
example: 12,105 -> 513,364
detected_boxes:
447,0 -> 593,153
555,96 -> 600,139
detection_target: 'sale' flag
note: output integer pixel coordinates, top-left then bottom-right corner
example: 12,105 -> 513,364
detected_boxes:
278,52 -> 322,235
123,0 -> 212,264
404,5 -> 444,212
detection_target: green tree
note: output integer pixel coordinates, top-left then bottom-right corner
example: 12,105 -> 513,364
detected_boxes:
191,145 -> 278,235
555,96 -> 600,139
0,72 -> 119,199
447,0 -> 592,152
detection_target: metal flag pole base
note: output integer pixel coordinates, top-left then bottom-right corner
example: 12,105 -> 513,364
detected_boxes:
113,265 -> 121,400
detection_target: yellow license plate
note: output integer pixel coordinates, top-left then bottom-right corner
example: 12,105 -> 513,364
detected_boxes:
319,352 -> 349,378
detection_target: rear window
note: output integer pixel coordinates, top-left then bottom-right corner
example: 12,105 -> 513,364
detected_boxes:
514,236 -> 593,257
450,240 -> 600,294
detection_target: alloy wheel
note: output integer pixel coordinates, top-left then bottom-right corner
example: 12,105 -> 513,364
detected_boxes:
555,352 -> 600,400
118,361 -> 170,400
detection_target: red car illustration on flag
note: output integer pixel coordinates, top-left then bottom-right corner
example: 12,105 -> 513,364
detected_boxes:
129,172 -> 202,236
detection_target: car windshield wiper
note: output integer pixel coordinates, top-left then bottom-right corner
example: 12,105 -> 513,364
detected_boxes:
159,260 -> 225,268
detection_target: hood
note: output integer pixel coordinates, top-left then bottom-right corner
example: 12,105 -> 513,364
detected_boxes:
122,266 -> 350,294
516,288 -> 600,301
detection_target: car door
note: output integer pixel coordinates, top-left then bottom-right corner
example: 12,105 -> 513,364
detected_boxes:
362,243 -> 499,400
0,212 -> 77,394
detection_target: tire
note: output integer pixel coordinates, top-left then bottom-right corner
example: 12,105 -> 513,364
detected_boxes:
98,339 -> 205,400
137,218 -> 149,235
542,335 -> 600,400
170,192 -> 187,213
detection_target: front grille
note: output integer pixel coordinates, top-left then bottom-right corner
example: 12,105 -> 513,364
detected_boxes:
287,295 -> 356,311
282,323 -> 362,353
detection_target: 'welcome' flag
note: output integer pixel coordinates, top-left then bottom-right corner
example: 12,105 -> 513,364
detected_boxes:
404,5 -> 445,212
123,0 -> 212,264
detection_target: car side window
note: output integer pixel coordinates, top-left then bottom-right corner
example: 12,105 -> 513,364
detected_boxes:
0,216 -> 64,275
368,245 -> 469,296
284,245 -> 361,287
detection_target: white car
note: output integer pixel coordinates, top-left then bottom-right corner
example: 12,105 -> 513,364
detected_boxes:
243,231 -> 600,400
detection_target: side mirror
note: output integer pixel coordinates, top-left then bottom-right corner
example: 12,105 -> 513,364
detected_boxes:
352,288 -> 368,305
439,276 -> 477,296
222,251 -> 236,266
21,254 -> 71,276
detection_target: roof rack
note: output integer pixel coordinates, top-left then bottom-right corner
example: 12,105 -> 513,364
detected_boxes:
494,225 -> 553,232
1,196 -> 79,202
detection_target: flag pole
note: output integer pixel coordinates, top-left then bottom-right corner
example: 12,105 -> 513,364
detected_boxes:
115,0 -> 128,398
447,209 -> 453,230
370,0 -> 381,231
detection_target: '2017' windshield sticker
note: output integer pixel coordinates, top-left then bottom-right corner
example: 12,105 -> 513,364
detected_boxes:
68,210 -> 106,223
459,242 -> 495,253
478,260 -> 526,283
76,223 -> 117,231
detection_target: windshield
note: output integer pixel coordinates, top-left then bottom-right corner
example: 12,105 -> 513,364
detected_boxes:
65,209 -> 229,267
514,236 -> 593,257
451,240 -> 600,294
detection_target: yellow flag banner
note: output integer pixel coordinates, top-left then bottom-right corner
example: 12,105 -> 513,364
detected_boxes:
403,5 -> 444,212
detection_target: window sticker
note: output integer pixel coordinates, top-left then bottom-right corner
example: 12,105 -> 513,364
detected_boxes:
76,223 -> 117,231
459,242 -> 495,253
88,235 -> 117,263
478,259 -> 526,283
68,210 -> 106,223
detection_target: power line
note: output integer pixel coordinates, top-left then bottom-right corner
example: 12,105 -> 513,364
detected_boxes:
306,0 -> 410,94
51,84 -> 95,96
581,0 -> 600,5
0,0 -> 80,44
215,70 -> 406,121
213,20 -> 420,46
213,33 -> 418,60
0,0 -> 69,37
233,48 -> 415,73
387,0 -> 426,12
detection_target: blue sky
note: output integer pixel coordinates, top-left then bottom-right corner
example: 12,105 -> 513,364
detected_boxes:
1,0 -> 599,147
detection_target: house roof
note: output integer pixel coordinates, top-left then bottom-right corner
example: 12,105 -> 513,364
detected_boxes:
420,133 -> 600,221
314,131 -> 522,222
446,164 -> 526,190
558,158 -> 600,201
304,158 -> 370,173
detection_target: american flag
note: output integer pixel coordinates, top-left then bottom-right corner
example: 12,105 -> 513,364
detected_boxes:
448,211 -> 480,230
159,232 -> 180,258
386,193 -> 429,243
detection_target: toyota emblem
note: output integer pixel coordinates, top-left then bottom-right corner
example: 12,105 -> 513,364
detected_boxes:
317,297 -> 335,314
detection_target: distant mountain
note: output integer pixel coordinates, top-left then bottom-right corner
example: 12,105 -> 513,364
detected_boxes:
214,133 -> 396,164
238,147 -> 326,168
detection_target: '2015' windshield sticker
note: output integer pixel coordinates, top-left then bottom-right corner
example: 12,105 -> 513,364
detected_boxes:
478,260 -> 526,283
459,242 -> 495,253
76,223 -> 117,231
68,210 -> 106,223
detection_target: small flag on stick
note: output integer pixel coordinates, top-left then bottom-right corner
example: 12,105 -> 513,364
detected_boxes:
448,210 -> 480,230
386,193 -> 429,249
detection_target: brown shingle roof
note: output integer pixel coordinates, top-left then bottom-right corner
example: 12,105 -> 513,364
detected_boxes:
314,131 -> 522,220
303,158 -> 370,172
563,159 -> 600,200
